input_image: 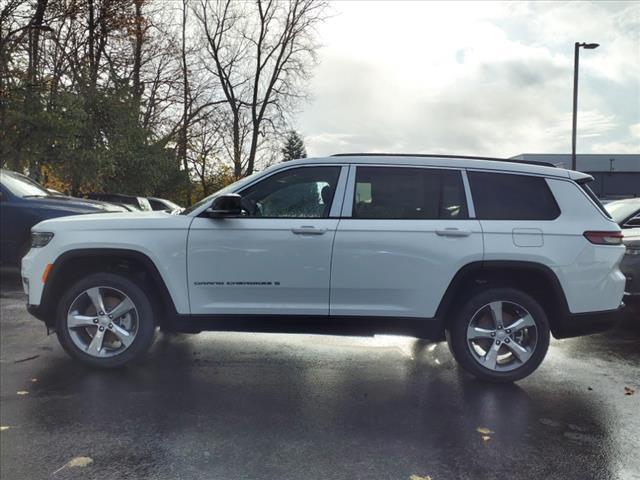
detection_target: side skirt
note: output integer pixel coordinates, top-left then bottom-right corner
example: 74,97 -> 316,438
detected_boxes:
163,314 -> 446,341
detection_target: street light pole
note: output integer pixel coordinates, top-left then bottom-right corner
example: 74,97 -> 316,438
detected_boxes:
571,42 -> 599,171
571,43 -> 580,171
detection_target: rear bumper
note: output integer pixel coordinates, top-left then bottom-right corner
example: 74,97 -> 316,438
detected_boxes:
553,304 -> 625,339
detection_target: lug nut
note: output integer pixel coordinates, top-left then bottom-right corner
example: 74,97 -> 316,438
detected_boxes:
98,311 -> 104,316
108,314 -> 113,319
496,340 -> 501,345
108,323 -> 113,329
497,325 -> 503,330
506,329 -> 511,334
93,318 -> 99,324
505,338 -> 510,344
99,326 -> 105,332
490,332 -> 496,337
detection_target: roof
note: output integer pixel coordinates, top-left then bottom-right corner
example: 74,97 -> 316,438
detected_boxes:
511,154 -> 640,172
332,152 -> 557,167
281,154 -> 589,181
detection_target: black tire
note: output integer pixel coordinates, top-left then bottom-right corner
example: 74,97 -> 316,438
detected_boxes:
56,272 -> 157,368
446,288 -> 550,383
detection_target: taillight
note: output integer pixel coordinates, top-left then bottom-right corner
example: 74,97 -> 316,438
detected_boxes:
583,231 -> 624,245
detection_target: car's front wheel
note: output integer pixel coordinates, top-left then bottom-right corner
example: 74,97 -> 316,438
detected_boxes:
447,288 -> 550,382
56,273 -> 156,368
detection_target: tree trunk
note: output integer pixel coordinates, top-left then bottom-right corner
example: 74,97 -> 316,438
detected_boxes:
246,120 -> 260,176
25,0 -> 48,179
232,112 -> 242,178
179,0 -> 191,204
132,0 -> 143,104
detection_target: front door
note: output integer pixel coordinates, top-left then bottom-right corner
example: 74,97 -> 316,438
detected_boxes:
188,165 -> 346,316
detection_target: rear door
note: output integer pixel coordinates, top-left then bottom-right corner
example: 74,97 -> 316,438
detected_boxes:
330,165 -> 484,318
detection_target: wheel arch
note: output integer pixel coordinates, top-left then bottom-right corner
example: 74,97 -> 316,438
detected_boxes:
39,248 -> 179,328
436,261 -> 570,338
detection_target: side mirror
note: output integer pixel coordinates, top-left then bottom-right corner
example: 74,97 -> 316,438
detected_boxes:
206,193 -> 242,218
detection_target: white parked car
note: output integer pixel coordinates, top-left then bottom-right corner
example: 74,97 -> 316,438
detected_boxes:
22,154 -> 626,382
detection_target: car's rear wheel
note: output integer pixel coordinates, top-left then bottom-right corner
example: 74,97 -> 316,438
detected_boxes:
56,273 -> 156,368
446,288 -> 550,382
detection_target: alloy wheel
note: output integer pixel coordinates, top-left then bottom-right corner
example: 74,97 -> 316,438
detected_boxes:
466,300 -> 538,372
66,286 -> 139,358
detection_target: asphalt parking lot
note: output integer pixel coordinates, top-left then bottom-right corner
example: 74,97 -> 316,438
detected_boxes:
1,268 -> 639,480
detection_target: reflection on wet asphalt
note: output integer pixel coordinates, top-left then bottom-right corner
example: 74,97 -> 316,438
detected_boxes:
1,269 -> 639,480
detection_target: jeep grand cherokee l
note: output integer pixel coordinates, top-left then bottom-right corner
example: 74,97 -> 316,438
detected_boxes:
21,154 -> 626,382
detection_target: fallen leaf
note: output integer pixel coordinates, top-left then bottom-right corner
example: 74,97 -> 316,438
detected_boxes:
624,386 -> 635,396
476,427 -> 494,435
67,457 -> 93,468
16,391 -> 29,396
409,475 -> 432,480
481,435 -> 491,442
0,426 -> 9,431
53,456 -> 93,474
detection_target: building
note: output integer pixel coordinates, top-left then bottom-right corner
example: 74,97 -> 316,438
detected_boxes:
510,154 -> 640,199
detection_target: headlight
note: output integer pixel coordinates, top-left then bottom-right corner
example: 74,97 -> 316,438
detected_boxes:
626,247 -> 640,256
31,232 -> 54,248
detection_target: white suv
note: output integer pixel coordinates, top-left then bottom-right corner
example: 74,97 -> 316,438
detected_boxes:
21,154 -> 626,382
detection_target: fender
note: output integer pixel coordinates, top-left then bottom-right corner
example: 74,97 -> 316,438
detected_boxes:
36,248 -> 179,326
435,260 -> 571,328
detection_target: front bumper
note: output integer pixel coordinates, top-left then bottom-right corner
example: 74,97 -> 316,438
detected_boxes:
27,303 -> 48,323
553,304 -> 625,339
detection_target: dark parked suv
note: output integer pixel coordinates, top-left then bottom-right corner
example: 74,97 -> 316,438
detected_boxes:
0,169 -> 125,265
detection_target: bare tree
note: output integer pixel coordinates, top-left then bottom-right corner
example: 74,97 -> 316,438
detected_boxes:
1,0 -> 327,203
195,0 -> 327,178
188,110 -> 227,196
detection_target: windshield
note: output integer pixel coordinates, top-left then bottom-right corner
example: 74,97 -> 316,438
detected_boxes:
181,170 -> 262,215
606,200 -> 640,225
0,170 -> 51,198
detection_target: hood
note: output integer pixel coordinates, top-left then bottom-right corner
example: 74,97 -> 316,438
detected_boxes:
28,195 -> 127,213
34,210 -> 192,232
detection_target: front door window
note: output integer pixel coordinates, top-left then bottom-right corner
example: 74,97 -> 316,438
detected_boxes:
240,166 -> 341,218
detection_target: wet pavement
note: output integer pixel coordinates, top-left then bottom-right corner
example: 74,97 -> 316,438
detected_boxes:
1,268 -> 639,480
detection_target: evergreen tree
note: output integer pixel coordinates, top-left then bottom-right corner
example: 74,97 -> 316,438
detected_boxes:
281,130 -> 307,161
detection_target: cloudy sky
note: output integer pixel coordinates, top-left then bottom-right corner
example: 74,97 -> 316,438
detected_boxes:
297,1 -> 640,158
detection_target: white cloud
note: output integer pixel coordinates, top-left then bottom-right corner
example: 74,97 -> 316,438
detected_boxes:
297,1 -> 640,158
590,142 -> 640,154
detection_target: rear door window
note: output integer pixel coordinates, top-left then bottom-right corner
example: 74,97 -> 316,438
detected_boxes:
353,167 -> 468,219
468,171 -> 560,220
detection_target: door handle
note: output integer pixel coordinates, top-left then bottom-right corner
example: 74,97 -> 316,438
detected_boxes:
291,226 -> 327,235
435,228 -> 472,237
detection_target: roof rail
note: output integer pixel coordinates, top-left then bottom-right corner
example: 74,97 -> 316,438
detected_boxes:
331,152 -> 557,168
